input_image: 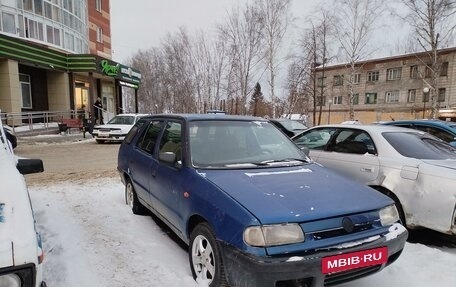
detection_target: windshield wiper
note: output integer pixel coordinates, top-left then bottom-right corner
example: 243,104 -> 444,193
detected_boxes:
257,158 -> 309,165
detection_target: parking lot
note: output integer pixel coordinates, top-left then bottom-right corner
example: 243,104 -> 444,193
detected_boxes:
15,135 -> 119,185
13,134 -> 456,287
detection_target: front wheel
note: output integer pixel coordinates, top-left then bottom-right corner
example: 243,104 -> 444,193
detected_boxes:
125,179 -> 148,215
189,223 -> 228,287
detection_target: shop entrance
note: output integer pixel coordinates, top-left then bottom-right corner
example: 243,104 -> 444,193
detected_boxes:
75,82 -> 89,119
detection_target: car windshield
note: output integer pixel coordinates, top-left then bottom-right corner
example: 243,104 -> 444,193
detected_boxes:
107,116 -> 135,125
189,120 -> 307,168
278,120 -> 307,131
383,132 -> 456,160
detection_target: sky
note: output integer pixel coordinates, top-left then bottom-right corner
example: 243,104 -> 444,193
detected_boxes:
25,174 -> 456,287
110,0 -> 321,62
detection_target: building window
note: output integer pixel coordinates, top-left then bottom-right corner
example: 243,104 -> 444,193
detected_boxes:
317,77 -> 326,87
352,73 -> 361,84
438,88 -> 446,102
386,90 -> 400,103
367,71 -> 379,82
19,74 -> 32,109
96,0 -> 102,11
410,65 -> 419,79
424,66 -> 432,78
387,68 -> 402,81
333,75 -> 344,86
440,62 -> 449,77
333,96 -> 343,105
1,12 -> 16,34
96,26 -> 103,43
408,89 -> 416,103
365,93 -> 377,104
353,93 -> 359,105
316,96 -> 326,106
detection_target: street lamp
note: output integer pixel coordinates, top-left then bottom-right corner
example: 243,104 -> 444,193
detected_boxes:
423,87 -> 430,119
328,99 -> 332,124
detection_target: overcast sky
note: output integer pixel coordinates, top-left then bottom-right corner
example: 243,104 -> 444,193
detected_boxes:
110,0 -> 322,62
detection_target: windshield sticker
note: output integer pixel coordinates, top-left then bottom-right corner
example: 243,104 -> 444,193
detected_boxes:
0,203 -> 4,223
245,168 -> 312,177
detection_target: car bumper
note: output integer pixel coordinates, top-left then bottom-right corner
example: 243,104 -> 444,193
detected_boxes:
220,226 -> 408,287
93,134 -> 126,141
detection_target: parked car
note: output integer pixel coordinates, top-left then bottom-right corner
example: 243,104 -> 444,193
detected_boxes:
269,118 -> 308,137
117,114 -> 407,287
0,123 -> 46,287
381,119 -> 456,147
91,113 -> 148,143
292,124 -> 456,236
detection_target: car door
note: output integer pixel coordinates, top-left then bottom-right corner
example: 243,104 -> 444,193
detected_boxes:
149,119 -> 185,233
317,128 -> 380,185
128,120 -> 164,209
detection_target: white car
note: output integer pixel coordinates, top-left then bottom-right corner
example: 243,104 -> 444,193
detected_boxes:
293,124 -> 456,236
91,113 -> 148,143
0,123 -> 46,286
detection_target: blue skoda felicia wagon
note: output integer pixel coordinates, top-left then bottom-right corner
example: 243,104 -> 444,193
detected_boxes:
117,114 -> 407,287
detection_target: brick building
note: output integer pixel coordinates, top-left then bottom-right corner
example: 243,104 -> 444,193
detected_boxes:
311,48 -> 456,125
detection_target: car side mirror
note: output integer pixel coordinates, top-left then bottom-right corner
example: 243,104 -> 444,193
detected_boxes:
159,152 -> 177,164
17,158 -> 44,175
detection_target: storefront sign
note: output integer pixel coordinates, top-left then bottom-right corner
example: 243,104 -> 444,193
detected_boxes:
100,60 -> 120,76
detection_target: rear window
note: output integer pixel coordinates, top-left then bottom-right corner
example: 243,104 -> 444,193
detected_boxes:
382,132 -> 456,160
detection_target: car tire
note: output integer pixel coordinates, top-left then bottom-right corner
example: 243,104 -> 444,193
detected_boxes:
125,179 -> 148,215
95,139 -> 104,144
189,223 -> 228,287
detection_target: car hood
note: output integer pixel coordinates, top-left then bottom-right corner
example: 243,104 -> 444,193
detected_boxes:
201,163 -> 392,224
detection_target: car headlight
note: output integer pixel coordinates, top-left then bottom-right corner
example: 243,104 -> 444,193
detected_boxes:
379,205 -> 400,226
244,223 -> 305,247
0,273 -> 21,286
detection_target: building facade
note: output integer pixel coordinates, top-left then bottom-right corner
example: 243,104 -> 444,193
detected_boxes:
0,0 -> 140,124
311,48 -> 456,125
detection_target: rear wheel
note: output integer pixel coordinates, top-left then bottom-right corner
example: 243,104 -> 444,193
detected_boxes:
95,139 -> 105,144
125,179 -> 148,215
189,223 -> 228,287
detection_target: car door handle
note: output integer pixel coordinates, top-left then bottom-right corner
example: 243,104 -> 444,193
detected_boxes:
151,169 -> 156,178
360,167 -> 375,173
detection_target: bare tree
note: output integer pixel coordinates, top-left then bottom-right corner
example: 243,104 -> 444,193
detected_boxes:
335,0 -> 385,120
218,2 -> 265,115
399,0 -> 456,118
260,0 -> 292,118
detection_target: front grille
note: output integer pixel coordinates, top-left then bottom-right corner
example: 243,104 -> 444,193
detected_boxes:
312,222 -> 373,240
324,265 -> 381,286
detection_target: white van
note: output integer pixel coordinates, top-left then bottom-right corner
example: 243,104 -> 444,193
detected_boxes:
0,123 -> 46,287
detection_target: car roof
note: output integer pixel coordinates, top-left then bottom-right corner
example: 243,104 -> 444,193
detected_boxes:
383,119 -> 456,129
114,113 -> 150,117
140,113 -> 266,122
301,124 -> 423,134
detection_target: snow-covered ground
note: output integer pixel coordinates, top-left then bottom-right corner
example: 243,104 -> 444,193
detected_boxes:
30,178 -> 456,287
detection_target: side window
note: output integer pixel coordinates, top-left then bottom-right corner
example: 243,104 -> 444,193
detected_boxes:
137,121 -> 163,155
330,129 -> 375,155
293,128 -> 336,150
416,125 -> 454,143
125,120 -> 146,144
159,121 -> 183,165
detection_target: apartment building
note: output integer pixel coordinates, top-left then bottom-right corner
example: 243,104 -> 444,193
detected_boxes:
0,0 -> 140,123
311,48 -> 456,125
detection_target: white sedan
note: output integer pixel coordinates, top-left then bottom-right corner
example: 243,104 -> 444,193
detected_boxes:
92,113 -> 148,143
292,124 -> 456,236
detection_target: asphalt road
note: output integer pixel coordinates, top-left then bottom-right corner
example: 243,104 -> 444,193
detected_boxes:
14,133 -> 120,185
